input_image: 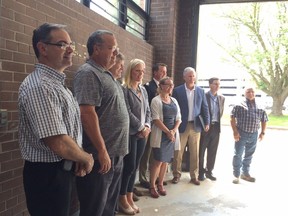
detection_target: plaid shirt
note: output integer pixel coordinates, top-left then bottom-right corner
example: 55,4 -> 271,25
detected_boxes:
18,64 -> 82,162
231,99 -> 268,133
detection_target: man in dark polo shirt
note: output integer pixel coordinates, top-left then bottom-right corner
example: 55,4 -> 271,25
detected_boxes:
74,30 -> 129,216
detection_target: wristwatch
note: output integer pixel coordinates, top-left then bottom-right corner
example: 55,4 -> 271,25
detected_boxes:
260,132 -> 265,135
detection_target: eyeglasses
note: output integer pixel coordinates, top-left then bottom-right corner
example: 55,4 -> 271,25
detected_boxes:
43,41 -> 76,51
162,84 -> 174,88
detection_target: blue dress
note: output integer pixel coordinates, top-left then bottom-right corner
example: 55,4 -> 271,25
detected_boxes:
153,100 -> 177,163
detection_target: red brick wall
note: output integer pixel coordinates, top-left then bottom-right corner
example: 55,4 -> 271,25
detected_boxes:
148,0 -> 179,78
0,0 -> 153,215
0,0 -> 200,214
174,0 -> 199,86
148,0 -> 198,86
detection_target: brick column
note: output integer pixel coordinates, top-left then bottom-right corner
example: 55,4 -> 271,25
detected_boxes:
148,0 -> 200,86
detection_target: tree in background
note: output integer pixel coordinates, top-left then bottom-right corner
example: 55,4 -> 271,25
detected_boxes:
214,2 -> 288,116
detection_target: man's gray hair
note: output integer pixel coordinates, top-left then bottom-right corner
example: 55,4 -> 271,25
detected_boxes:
86,30 -> 114,56
183,67 -> 196,76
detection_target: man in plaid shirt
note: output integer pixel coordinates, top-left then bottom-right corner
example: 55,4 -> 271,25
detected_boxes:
18,23 -> 94,216
230,86 -> 268,184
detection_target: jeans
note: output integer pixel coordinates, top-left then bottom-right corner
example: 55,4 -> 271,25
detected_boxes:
233,130 -> 258,177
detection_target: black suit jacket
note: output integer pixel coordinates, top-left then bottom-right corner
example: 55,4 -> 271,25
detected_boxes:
144,79 -> 158,105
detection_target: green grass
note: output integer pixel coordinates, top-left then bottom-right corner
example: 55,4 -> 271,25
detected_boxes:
267,114 -> 288,128
221,113 -> 288,128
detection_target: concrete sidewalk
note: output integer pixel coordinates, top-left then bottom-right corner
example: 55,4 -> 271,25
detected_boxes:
119,125 -> 288,216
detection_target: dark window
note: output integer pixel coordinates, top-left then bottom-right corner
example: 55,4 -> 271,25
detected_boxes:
78,0 -> 150,40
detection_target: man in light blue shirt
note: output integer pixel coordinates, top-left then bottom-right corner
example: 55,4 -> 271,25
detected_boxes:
199,77 -> 225,181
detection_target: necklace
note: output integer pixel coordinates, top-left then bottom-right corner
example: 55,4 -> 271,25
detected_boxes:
161,94 -> 170,103
136,87 -> 141,94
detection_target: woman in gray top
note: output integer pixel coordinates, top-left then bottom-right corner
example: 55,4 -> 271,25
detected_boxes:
119,59 -> 151,214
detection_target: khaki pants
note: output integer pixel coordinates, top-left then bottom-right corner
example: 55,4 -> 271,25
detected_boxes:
172,122 -> 200,179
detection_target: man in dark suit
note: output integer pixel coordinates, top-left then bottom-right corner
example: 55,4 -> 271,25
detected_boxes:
138,63 -> 167,188
198,77 -> 225,181
171,67 -> 210,185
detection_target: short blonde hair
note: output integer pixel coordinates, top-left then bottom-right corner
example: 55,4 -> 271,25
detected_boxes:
123,59 -> 145,89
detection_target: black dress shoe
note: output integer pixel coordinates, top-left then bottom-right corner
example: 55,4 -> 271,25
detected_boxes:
133,187 -> 144,196
139,181 -> 150,189
198,174 -> 205,181
205,173 -> 217,181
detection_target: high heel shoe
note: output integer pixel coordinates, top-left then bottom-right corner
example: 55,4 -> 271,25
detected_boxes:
130,203 -> 140,213
157,184 -> 167,196
118,201 -> 135,215
150,187 -> 159,198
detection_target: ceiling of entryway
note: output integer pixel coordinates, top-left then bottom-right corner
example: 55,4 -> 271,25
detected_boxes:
200,0 -> 280,4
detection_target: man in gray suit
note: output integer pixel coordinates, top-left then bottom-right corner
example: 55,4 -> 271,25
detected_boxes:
198,77 -> 225,181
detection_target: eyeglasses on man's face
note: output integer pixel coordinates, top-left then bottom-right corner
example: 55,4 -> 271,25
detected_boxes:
43,41 -> 76,51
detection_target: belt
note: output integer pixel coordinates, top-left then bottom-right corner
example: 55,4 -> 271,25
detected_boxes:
188,121 -> 194,123
211,121 -> 219,125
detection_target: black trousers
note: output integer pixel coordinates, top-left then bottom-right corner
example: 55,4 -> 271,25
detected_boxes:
76,156 -> 123,216
23,160 -> 74,216
199,123 -> 220,175
120,135 -> 146,194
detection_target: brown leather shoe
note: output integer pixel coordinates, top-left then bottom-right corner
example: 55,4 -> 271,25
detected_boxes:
190,178 -> 200,185
132,193 -> 139,202
139,181 -> 150,189
133,187 -> 144,197
172,176 -> 180,184
240,174 -> 256,182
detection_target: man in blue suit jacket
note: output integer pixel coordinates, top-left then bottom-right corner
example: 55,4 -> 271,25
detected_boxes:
171,67 -> 210,185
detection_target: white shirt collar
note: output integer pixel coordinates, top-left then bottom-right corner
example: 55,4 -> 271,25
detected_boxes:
153,78 -> 159,86
184,83 -> 195,91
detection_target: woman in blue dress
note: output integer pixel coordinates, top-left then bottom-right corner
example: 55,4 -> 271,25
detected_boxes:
149,77 -> 181,198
